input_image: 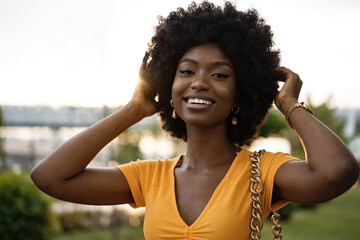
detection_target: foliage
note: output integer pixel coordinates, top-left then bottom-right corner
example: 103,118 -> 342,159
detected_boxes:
56,208 -> 123,232
113,129 -> 143,164
259,97 -> 347,160
258,107 -> 289,138
53,206 -> 144,240
0,171 -> 54,240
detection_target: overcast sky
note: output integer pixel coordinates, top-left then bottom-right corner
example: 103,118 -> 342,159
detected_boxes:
1,0 -> 359,108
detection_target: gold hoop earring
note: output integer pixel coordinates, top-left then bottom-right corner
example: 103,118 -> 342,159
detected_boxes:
170,99 -> 177,119
231,106 -> 239,126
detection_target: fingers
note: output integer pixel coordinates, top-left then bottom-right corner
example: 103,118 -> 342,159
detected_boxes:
274,66 -> 288,82
275,66 -> 303,92
130,79 -> 158,117
274,67 -> 303,113
275,67 -> 299,82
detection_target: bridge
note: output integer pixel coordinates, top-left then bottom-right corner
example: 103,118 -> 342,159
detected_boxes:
1,105 -> 115,128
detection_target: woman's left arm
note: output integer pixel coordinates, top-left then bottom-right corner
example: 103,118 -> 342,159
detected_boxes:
273,67 -> 359,204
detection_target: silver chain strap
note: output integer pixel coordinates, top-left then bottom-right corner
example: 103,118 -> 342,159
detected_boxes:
250,150 -> 283,240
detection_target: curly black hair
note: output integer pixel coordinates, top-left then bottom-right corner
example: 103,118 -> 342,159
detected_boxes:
140,1 -> 280,146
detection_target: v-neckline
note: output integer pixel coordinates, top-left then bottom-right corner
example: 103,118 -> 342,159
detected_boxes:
171,149 -> 245,228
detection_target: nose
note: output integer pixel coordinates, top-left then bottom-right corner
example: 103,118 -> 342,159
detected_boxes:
190,72 -> 210,90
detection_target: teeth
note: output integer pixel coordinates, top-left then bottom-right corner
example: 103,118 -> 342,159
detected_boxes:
188,98 -> 212,105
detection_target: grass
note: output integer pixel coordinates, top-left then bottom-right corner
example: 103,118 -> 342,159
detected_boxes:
262,186 -> 360,240
53,186 -> 360,240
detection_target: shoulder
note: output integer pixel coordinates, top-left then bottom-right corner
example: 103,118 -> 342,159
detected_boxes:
261,151 -> 298,172
241,149 -> 296,165
241,149 -> 298,175
263,151 -> 297,162
116,155 -> 182,175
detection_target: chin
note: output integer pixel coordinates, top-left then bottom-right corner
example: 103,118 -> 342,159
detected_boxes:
181,115 -> 225,128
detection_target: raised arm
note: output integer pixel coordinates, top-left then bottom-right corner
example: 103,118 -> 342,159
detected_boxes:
31,78 -> 157,205
273,67 -> 359,204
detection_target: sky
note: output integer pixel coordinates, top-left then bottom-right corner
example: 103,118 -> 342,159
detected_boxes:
1,0 -> 360,108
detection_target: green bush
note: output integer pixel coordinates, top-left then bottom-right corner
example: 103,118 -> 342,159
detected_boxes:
0,170 -> 52,240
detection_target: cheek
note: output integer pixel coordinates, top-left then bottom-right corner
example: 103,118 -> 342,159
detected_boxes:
217,88 -> 237,115
216,83 -> 237,103
171,77 -> 186,99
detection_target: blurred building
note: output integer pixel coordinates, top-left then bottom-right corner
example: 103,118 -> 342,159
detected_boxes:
0,105 -> 115,170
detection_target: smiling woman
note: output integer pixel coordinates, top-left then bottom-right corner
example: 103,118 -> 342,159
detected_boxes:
171,43 -> 236,128
31,1 -> 359,240
141,2 -> 280,145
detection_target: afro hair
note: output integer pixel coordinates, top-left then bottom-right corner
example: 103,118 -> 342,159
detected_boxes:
140,1 -> 281,146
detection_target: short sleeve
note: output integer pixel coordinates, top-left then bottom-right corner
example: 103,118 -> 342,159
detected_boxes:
261,152 -> 299,212
116,160 -> 145,208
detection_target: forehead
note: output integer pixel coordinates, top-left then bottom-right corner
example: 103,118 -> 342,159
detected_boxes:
179,43 -> 232,65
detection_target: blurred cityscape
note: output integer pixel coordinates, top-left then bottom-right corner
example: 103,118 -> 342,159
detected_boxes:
0,104 -> 359,239
1,104 -> 359,172
0,105 -> 187,171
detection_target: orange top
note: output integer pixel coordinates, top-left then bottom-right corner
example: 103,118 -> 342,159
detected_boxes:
116,149 -> 296,240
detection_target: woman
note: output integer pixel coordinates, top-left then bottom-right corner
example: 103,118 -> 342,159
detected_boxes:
31,2 -> 359,239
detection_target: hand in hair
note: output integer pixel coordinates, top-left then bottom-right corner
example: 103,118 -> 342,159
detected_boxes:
130,79 -> 157,118
129,63 -> 158,118
274,67 -> 303,115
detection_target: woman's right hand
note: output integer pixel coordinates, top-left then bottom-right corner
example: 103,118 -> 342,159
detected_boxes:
129,78 -> 157,117
128,62 -> 157,117
31,64 -> 157,205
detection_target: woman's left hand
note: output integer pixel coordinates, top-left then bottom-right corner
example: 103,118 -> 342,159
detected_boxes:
274,67 -> 303,115
272,67 -> 359,205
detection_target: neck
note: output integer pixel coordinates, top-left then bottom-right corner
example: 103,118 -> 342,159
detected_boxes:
182,123 -> 237,171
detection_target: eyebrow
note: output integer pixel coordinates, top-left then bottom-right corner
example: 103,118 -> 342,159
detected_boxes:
179,58 -> 233,69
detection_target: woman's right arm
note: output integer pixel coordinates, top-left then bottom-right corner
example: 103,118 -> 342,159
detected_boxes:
31,80 -> 157,205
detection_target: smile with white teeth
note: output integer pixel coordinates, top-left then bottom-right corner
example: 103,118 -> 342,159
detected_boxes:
187,98 -> 212,105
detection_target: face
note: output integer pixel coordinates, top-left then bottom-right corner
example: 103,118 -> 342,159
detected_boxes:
171,43 -> 236,127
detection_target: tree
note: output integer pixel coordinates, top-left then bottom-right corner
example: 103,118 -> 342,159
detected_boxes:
259,97 -> 347,160
0,171 -> 53,240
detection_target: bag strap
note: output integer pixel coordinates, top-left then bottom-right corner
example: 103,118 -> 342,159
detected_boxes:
250,150 -> 283,240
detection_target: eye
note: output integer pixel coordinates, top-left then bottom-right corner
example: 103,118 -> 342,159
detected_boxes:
179,69 -> 194,75
211,73 -> 229,79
